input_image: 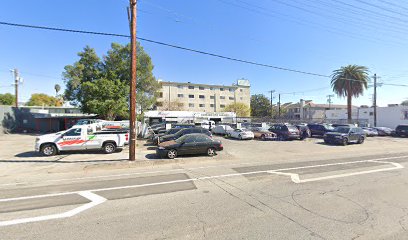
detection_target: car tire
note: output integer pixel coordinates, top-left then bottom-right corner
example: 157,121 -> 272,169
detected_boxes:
41,144 -> 57,156
238,134 -> 242,140
103,142 -> 116,154
357,136 -> 365,144
167,149 -> 177,159
261,134 -> 266,141
207,147 -> 216,157
342,138 -> 348,146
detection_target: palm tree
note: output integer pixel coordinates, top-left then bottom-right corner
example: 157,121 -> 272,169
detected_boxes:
54,84 -> 61,97
331,65 -> 369,123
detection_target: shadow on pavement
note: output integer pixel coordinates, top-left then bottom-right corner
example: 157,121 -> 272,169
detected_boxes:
145,153 -> 161,160
0,159 -> 127,164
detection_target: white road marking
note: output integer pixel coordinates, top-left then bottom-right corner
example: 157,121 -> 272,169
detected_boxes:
268,160 -> 404,183
0,155 -> 406,203
1,155 -> 408,188
0,191 -> 106,227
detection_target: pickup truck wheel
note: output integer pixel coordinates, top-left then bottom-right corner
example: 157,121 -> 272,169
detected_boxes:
41,144 -> 57,156
261,134 -> 266,141
103,142 -> 116,154
167,149 -> 177,159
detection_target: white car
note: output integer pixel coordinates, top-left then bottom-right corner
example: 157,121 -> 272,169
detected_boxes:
212,125 -> 234,135
227,128 -> 254,140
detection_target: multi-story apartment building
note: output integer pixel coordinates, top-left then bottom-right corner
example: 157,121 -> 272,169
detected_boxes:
156,79 -> 250,113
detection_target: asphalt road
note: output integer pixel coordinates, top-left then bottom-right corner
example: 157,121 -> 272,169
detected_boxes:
2,153 -> 408,239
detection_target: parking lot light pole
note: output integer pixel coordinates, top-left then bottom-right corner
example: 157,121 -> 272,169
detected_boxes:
129,0 -> 137,161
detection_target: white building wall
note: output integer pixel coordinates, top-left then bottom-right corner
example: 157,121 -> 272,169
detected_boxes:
377,106 -> 408,128
326,105 -> 408,128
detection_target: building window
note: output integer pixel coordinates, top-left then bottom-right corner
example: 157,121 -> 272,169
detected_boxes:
229,97 -> 234,100
189,103 -> 194,107
188,86 -> 194,89
199,86 -> 205,90
369,112 -> 374,116
220,96 -> 225,99
210,87 -> 214,90
159,92 -> 163,98
177,94 -> 184,98
177,85 -> 183,89
199,104 -> 205,108
156,102 -> 163,107
210,104 -> 214,107
229,88 -> 234,92
220,104 -> 225,108
220,88 -> 224,91
199,95 -> 205,99
189,95 -> 194,98
210,96 -> 215,99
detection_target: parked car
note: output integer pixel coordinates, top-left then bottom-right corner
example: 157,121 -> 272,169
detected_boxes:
323,127 -> 366,145
35,125 -> 127,156
158,127 -> 211,144
373,127 -> 394,136
156,133 -> 223,159
227,128 -> 254,140
172,123 -> 195,129
296,125 -> 311,140
212,125 -> 234,136
395,125 -> 408,137
152,128 -> 183,145
331,124 -> 354,128
268,124 -> 301,141
250,127 -> 277,140
307,123 -> 334,137
362,127 -> 378,137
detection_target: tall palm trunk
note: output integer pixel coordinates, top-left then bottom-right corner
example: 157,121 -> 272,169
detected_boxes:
347,81 -> 352,123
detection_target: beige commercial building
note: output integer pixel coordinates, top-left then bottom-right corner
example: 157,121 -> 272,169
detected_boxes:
156,79 -> 250,113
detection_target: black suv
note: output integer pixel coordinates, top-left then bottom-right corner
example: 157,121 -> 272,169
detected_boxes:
395,125 -> 408,137
158,127 -> 212,144
268,124 -> 301,140
324,127 -> 365,145
307,123 -> 334,137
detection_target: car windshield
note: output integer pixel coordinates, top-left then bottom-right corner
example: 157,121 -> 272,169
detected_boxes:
287,126 -> 297,131
167,129 -> 181,135
334,127 -> 350,133
324,124 -> 335,130
175,135 -> 189,143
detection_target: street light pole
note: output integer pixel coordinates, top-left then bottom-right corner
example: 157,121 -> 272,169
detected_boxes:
129,0 -> 137,161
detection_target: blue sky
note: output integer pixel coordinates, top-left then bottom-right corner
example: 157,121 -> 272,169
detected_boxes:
1,0 -> 407,106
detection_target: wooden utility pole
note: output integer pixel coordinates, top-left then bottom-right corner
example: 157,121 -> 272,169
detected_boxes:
129,0 -> 137,161
268,90 -> 275,118
373,73 -> 377,127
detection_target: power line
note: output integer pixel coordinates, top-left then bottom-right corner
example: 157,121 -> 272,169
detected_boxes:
0,21 -> 329,78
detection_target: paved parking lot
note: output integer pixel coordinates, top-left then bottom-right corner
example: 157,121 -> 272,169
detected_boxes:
1,133 -> 408,239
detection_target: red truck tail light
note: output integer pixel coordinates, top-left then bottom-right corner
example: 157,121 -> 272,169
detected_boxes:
125,133 -> 129,141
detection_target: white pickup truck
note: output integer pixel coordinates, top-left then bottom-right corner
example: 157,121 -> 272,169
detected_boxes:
35,125 -> 128,156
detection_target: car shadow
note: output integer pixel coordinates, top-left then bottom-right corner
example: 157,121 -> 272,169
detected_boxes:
146,146 -> 157,150
15,149 -> 123,158
316,142 -> 358,146
0,159 -> 127,164
145,153 -> 218,160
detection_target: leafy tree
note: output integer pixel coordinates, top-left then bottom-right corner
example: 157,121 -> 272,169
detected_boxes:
81,78 -> 129,120
250,94 -> 271,117
63,42 -> 159,120
401,100 -> 408,106
224,102 -> 250,117
26,93 -> 61,106
0,93 -> 14,105
331,65 -> 369,123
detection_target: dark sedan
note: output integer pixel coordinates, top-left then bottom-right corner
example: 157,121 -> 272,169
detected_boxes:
156,134 -> 223,159
307,123 -> 334,137
268,124 -> 301,140
324,127 -> 365,145
158,127 -> 212,144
